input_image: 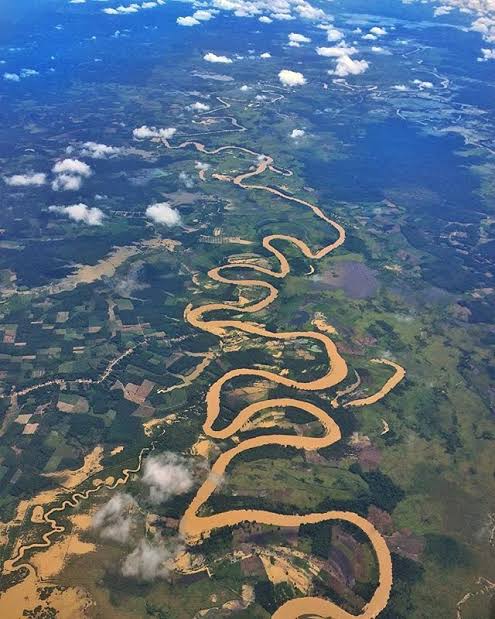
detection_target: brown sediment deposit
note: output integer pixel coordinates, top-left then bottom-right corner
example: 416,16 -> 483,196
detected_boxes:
0,569 -> 92,619
42,445 -> 104,489
2,509 -> 95,618
66,246 -> 138,286
2,438 -> 157,587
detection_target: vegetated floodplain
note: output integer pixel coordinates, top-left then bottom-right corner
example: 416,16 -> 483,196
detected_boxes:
0,0 -> 494,618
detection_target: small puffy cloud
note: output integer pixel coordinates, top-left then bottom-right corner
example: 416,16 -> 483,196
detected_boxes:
51,158 -> 92,192
20,68 -> 39,77
195,161 -> 210,172
188,101 -> 210,111
179,171 -> 194,188
260,52 -> 271,58
271,12 -> 294,21
278,69 -> 306,87
141,452 -> 194,503
362,33 -> 377,41
4,172 -> 47,186
392,84 -> 408,91
193,10 -> 214,21
49,203 -> 104,225
103,1 -> 165,15
434,5 -> 453,17
288,32 -> 311,44
104,4 -> 140,15
52,158 -> 92,177
290,129 -> 305,139
412,79 -> 433,89
326,28 -> 344,42
369,26 -> 387,36
203,52 -> 233,63
3,72 -> 20,82
132,126 -> 176,140
295,2 -> 326,20
145,202 -> 181,227
478,48 -> 495,61
316,45 -> 356,57
330,55 -> 369,77
177,16 -> 200,26
3,68 -> 38,82
51,174 -> 83,191
240,84 -> 251,91
122,538 -> 179,581
259,16 -> 272,23
78,142 -> 122,158
92,493 -> 137,543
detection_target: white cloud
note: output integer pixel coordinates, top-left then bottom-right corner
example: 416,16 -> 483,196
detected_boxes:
51,158 -> 92,192
369,26 -> 387,36
179,171 -> 194,188
4,173 -> 47,186
434,5 -> 453,16
290,129 -> 305,139
52,158 -> 92,177
122,538 -> 180,581
3,68 -> 39,82
20,68 -> 38,78
260,52 -> 271,58
145,202 -> 182,227
51,174 -> 83,191
362,33 -> 377,41
188,101 -> 210,111
326,28 -> 344,42
478,47 -> 495,61
412,79 -> 434,89
78,142 -> 122,158
330,55 -> 369,77
392,84 -> 408,91
295,2 -> 326,20
103,1 -> 165,16
193,10 -> 214,21
209,0 -> 328,24
259,15 -> 272,23
177,16 -> 200,26
278,69 -> 306,86
49,203 -> 104,225
271,12 -> 294,20
132,126 -> 176,140
203,52 -> 233,63
316,45 -> 357,57
240,84 -> 251,91
288,32 -> 311,43
141,452 -> 193,503
92,493 -> 137,543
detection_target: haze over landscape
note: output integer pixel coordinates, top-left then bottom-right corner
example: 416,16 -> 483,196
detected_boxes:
0,0 -> 494,617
